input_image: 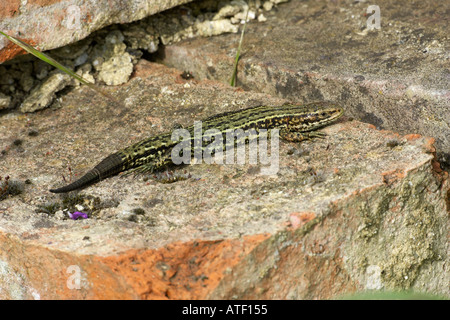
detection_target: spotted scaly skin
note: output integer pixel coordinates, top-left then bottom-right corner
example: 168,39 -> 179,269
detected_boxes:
49,101 -> 344,193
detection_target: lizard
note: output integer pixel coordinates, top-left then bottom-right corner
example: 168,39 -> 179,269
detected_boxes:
49,101 -> 344,193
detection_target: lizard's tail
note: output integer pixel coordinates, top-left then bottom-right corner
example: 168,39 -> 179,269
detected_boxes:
49,153 -> 124,193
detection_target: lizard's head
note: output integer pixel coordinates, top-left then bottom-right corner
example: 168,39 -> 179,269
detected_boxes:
284,101 -> 344,131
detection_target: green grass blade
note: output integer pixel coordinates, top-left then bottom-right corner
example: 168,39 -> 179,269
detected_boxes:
230,6 -> 249,87
0,31 -> 122,107
0,31 -> 90,85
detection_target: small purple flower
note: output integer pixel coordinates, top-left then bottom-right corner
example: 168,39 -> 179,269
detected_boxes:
68,211 -> 88,220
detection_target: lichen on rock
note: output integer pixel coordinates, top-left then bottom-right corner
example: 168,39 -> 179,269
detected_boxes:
93,31 -> 134,86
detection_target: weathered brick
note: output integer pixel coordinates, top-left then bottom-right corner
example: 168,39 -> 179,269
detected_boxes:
0,0 -> 20,19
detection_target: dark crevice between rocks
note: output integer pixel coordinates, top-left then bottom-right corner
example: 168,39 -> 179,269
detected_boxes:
143,41 -> 166,64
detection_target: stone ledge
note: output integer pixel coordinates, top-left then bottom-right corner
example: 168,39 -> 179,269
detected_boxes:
0,60 -> 448,299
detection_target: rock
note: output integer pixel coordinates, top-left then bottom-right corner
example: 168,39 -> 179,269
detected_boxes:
34,60 -> 52,80
195,19 -> 239,37
122,24 -> 159,53
263,1 -> 274,11
54,210 -> 66,220
0,92 -> 11,110
0,60 -> 448,299
94,31 -> 134,86
19,72 -> 35,92
74,64 -> 95,86
97,54 -> 133,86
19,72 -> 73,113
213,3 -> 245,20
258,13 -> 267,22
0,66 -> 14,84
50,38 -> 92,61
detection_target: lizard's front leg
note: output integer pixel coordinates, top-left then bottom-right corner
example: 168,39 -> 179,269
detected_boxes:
279,128 -> 327,142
